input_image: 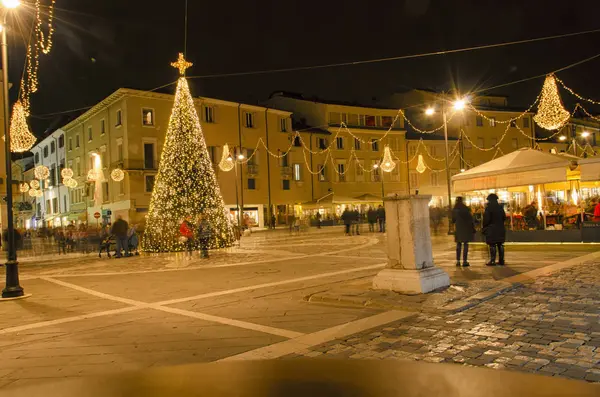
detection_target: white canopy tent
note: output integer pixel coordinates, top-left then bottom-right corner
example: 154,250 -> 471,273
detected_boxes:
452,148 -> 578,193
579,157 -> 600,182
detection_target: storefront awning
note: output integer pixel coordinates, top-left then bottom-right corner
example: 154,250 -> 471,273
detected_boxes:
304,193 -> 383,207
452,148 -> 578,193
579,157 -> 600,182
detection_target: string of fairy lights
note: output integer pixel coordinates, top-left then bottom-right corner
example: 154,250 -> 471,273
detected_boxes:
12,0 -> 57,153
18,70 -> 600,199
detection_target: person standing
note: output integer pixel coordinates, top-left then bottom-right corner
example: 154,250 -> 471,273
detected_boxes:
352,207 -> 361,235
179,215 -> 195,257
315,212 -> 322,229
367,207 -> 377,232
341,207 -> 352,236
594,200 -> 600,222
377,205 -> 386,233
452,197 -> 475,267
197,214 -> 212,259
111,216 -> 130,258
483,193 -> 506,266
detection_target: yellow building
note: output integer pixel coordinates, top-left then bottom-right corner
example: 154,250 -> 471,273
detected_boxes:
59,89 -> 410,229
267,92 -> 408,217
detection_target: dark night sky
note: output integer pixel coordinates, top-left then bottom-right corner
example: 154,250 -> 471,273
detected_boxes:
5,0 -> 600,135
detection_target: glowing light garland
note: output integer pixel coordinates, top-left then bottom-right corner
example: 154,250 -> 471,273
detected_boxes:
19,182 -> 29,193
111,168 -> 125,182
141,55 -> 234,252
28,189 -> 37,197
218,144 -> 235,172
29,179 -> 40,189
534,75 -> 570,130
34,165 -> 49,180
9,102 -> 36,153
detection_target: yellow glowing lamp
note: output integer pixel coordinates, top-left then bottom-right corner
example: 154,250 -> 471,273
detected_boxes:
111,168 -> 125,182
218,144 -> 235,172
534,75 -> 570,130
34,165 -> 49,180
416,154 -> 426,174
379,146 -> 396,173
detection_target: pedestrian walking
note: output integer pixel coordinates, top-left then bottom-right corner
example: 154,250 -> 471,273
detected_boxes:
377,205 -> 386,233
367,207 -> 377,232
179,215 -> 195,257
341,207 -> 352,235
128,225 -> 140,255
197,214 -> 212,259
483,193 -> 506,266
594,200 -> 600,222
111,216 -> 130,258
452,197 -> 475,267
56,230 -> 67,255
352,207 -> 361,235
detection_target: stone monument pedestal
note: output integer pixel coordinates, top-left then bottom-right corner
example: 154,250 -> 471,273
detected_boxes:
372,195 -> 450,294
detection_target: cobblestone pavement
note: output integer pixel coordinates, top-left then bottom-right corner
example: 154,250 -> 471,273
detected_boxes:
289,263 -> 600,383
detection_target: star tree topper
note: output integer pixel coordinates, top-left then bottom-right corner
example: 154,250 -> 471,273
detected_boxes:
171,53 -> 193,76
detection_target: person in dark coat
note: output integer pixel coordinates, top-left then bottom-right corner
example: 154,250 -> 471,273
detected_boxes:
452,197 -> 475,267
483,193 -> 507,266
376,205 -> 386,233
367,207 -> 377,232
111,216 -> 130,258
341,208 -> 352,235
352,208 -> 361,235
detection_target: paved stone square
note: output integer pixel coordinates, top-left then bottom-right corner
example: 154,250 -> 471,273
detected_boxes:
289,262 -> 600,383
0,227 -> 598,391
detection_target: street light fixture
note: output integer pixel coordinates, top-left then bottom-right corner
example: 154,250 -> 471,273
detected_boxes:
581,131 -> 591,138
558,135 -> 567,141
237,153 -> 245,160
425,97 -> 467,234
1,0 -> 20,9
1,0 -> 24,298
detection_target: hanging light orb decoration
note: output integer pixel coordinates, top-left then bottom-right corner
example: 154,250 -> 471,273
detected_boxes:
29,179 -> 40,189
61,168 -> 74,179
379,146 -> 396,173
28,188 -> 37,197
35,189 -> 43,197
34,165 -> 50,180
111,168 -> 125,182
534,74 -> 570,130
218,144 -> 235,172
19,182 -> 30,193
87,169 -> 99,181
65,178 -> 78,188
416,155 -> 427,174
9,101 -> 37,153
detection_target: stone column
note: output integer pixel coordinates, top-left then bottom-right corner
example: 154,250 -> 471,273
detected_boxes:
372,194 -> 450,294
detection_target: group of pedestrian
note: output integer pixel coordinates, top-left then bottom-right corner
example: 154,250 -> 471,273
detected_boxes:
179,214 -> 212,258
98,216 -> 140,258
342,205 -> 386,236
452,193 -> 506,267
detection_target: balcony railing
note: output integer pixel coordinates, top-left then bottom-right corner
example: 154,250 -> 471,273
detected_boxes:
281,166 -> 292,180
247,164 -> 259,177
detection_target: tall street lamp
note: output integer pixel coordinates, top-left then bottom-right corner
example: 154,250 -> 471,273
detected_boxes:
426,97 -> 466,234
1,0 -> 24,299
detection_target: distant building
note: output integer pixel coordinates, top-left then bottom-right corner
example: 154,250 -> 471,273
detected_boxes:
29,129 -> 69,228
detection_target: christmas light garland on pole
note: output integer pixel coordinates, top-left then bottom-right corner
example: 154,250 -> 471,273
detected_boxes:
9,102 -> 36,153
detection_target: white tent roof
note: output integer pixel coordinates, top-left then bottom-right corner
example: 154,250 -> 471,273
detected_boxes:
579,156 -> 600,182
452,148 -> 577,192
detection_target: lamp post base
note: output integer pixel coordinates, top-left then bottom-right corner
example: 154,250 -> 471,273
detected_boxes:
2,261 -> 24,299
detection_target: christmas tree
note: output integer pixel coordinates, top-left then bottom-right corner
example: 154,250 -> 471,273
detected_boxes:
141,54 -> 235,252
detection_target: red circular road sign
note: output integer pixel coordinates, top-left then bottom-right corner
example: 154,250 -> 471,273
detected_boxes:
94,212 -> 101,219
